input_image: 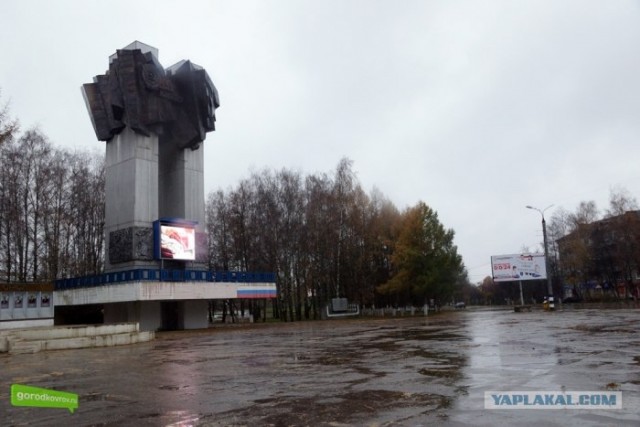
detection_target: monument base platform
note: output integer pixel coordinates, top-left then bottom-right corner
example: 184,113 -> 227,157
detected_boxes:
54,276 -> 276,331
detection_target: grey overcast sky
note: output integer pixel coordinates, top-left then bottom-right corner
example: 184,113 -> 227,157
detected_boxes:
2,1 -> 640,282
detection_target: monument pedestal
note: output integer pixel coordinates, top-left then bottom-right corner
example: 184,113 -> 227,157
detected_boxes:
104,127 -> 159,272
158,135 -> 208,268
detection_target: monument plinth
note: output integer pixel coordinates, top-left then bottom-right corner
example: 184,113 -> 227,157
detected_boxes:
82,41 -> 219,273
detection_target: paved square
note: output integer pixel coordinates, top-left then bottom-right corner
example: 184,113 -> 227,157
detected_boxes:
1,307 -> 638,426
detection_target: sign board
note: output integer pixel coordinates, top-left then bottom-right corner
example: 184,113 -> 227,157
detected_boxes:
0,291 -> 54,321
491,253 -> 547,282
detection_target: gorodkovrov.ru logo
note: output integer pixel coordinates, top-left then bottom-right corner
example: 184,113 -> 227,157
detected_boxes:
11,384 -> 78,413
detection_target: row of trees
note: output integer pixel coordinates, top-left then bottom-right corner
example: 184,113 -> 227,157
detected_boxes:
206,159 -> 467,320
0,125 -> 105,283
1,95 -> 467,318
1,93 -> 105,282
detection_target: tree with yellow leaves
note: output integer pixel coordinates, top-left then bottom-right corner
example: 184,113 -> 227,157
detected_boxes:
377,201 -> 463,306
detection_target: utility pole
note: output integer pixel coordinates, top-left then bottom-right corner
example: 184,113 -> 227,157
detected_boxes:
526,205 -> 555,310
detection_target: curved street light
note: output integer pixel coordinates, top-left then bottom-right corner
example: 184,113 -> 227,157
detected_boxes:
526,205 -> 554,307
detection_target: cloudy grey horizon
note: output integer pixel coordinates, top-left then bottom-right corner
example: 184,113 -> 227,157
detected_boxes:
2,0 -> 640,283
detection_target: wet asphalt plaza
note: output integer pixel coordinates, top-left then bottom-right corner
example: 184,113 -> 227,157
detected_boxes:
1,307 -> 639,426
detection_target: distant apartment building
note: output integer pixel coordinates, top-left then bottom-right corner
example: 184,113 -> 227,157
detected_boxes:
557,210 -> 640,300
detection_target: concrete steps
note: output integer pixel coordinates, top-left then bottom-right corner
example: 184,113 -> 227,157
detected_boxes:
0,323 -> 154,354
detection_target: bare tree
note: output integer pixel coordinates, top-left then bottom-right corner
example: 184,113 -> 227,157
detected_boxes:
206,189 -> 233,270
0,90 -> 19,146
67,152 -> 105,276
603,187 -> 640,298
0,128 -> 105,282
548,208 -> 572,295
304,172 -> 335,318
569,201 -> 599,227
0,138 -> 22,281
606,185 -> 638,218
557,202 -> 600,299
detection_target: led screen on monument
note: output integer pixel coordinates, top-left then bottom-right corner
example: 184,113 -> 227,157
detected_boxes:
154,219 -> 197,261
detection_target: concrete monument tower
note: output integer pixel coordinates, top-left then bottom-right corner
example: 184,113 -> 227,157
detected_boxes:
82,41 -> 219,273
57,56 -> 270,331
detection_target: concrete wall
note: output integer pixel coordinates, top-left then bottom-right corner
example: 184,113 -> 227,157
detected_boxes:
158,137 -> 205,226
105,127 -> 159,229
104,301 -> 162,332
140,301 -> 162,331
0,319 -> 54,330
55,281 -> 276,306
102,300 -> 205,331
1,323 -> 154,354
181,300 -> 208,329
103,302 -> 129,324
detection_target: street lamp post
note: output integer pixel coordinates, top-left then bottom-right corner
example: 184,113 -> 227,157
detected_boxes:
526,204 -> 554,309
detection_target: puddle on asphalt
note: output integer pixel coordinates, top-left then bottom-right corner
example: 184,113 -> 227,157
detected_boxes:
204,389 -> 453,426
418,367 -> 463,380
82,392 -> 133,402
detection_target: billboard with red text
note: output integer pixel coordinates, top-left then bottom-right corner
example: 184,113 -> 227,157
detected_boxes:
491,253 -> 547,282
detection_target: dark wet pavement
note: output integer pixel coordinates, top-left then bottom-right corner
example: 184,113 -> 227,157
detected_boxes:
1,307 -> 639,426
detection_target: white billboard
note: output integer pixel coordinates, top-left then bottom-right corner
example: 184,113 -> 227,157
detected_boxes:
491,253 -> 547,282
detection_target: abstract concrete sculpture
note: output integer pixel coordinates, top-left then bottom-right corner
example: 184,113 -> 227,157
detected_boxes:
82,42 -> 219,272
83,41 -> 219,150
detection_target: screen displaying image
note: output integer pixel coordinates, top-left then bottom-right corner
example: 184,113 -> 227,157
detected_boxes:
160,224 -> 196,260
